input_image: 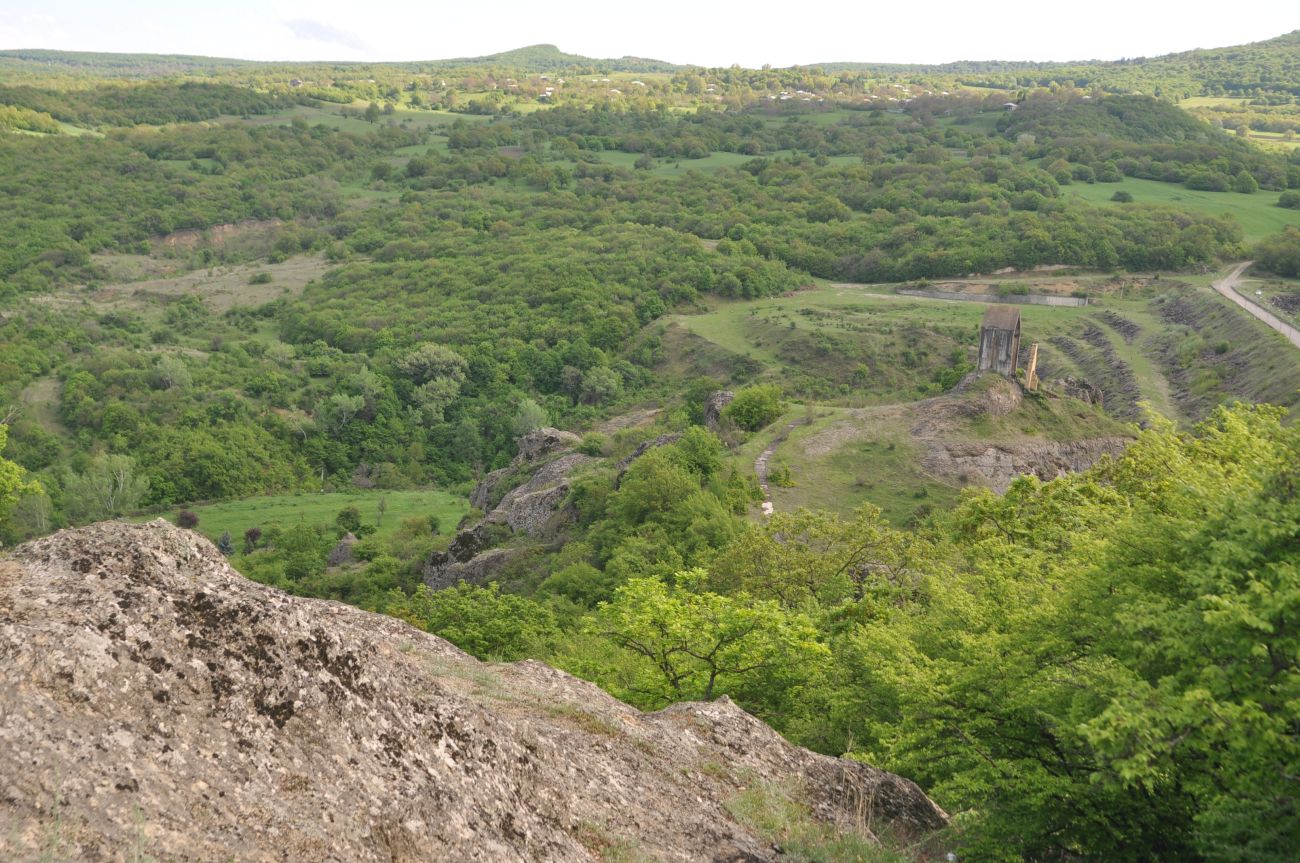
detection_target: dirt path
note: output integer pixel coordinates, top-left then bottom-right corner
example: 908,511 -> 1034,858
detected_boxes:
1212,261 -> 1300,351
754,419 -> 807,516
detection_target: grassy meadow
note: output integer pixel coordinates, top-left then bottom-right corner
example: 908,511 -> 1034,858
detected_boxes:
1066,176 -> 1299,242
140,489 -> 468,547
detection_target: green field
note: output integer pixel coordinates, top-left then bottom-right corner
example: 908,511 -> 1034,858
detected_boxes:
142,489 -> 469,547
1066,177 -> 1300,242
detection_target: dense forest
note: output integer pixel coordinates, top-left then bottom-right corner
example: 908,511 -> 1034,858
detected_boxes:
2,31 -> 1299,861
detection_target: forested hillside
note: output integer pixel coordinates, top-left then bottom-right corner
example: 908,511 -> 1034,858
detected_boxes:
2,31 -> 1299,862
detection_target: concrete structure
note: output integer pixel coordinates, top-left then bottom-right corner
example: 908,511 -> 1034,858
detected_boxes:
978,305 -> 1022,376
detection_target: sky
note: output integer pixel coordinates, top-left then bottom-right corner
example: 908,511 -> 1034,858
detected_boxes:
0,0 -> 1295,68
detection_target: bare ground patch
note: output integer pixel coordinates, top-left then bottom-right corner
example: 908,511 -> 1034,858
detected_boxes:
43,253 -> 332,314
17,376 -> 66,435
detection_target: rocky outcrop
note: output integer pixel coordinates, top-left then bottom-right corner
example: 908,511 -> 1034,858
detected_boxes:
428,430 -> 592,589
489,453 -> 593,536
0,521 -> 947,862
1051,376 -> 1104,406
327,531 -> 358,567
704,390 -> 735,431
470,427 -> 582,512
921,436 -> 1130,493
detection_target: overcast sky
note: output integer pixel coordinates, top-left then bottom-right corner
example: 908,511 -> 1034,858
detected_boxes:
1,0 -> 1295,68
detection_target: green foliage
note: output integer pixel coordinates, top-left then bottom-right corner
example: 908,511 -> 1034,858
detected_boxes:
847,405 -> 1300,860
726,779 -> 912,863
1253,226 -> 1300,277
385,582 -> 560,660
579,569 -> 827,705
0,425 -> 42,534
59,453 -> 148,522
723,384 -> 786,432
1279,190 -> 1300,209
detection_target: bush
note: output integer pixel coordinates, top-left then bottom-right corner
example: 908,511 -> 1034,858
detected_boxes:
176,509 -> 199,529
248,271 -> 273,285
1279,190 -> 1300,209
1252,226 -> 1300,277
1185,172 -> 1231,192
723,385 -> 787,432
578,432 -> 607,456
1110,190 -> 1134,203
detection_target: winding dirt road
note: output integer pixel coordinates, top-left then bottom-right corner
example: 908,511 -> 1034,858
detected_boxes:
1212,261 -> 1300,351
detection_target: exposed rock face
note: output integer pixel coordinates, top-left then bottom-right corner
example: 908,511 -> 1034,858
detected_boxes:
489,453 -> 593,536
1,521 -> 947,862
470,427 -> 583,512
516,426 -> 582,463
704,390 -> 735,431
1051,376 -> 1104,407
327,531 -> 358,567
921,436 -> 1130,493
431,429 -> 593,589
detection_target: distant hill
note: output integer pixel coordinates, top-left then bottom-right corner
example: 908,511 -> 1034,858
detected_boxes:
439,43 -> 678,73
0,48 -> 260,78
3,31 -> 1296,90
811,30 -> 1300,98
0,43 -> 678,79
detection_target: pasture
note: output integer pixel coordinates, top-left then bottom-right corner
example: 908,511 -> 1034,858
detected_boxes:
144,488 -> 469,547
1066,176 -> 1299,242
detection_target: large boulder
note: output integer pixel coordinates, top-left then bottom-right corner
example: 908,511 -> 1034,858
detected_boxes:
1,521 -> 948,861
704,390 -> 735,431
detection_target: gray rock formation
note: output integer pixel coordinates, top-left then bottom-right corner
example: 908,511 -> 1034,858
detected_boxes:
327,531 -> 358,567
1,521 -> 947,862
704,390 -> 735,431
470,427 -> 583,512
428,431 -> 593,589
1051,376 -> 1105,407
921,436 -> 1130,493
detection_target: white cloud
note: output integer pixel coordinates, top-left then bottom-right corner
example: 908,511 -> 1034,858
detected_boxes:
282,18 -> 365,52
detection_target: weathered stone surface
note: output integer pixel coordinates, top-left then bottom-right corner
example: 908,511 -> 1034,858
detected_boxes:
469,428 -> 582,512
921,436 -> 1130,493
430,441 -> 594,588
1,521 -> 947,862
1051,376 -> 1105,406
327,531 -> 358,567
704,390 -> 735,431
515,427 -> 581,463
423,546 -> 534,590
486,453 -> 593,537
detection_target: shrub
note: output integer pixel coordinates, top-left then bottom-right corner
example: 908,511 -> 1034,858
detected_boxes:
1110,190 -> 1134,203
1279,190 -> 1300,209
176,509 -> 199,529
723,385 -> 787,432
1185,172 -> 1231,192
248,271 -> 273,285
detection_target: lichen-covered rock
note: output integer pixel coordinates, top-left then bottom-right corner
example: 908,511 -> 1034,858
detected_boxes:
1,521 -> 946,862
486,453 -> 593,537
1052,376 -> 1105,406
326,531 -> 358,567
704,390 -> 735,430
921,436 -> 1130,493
469,427 -> 582,512
515,427 -> 581,463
